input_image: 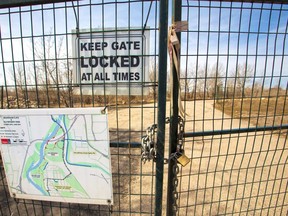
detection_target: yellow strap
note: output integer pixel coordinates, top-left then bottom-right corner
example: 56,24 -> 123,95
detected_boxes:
168,26 -> 187,118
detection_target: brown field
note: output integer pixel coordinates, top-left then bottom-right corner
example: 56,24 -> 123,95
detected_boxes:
0,100 -> 287,215
107,100 -> 288,215
214,97 -> 288,130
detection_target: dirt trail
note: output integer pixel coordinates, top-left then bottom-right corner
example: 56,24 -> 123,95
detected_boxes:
0,101 -> 286,215
108,100 -> 287,215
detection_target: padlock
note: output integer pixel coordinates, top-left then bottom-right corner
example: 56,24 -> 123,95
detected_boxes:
177,153 -> 190,167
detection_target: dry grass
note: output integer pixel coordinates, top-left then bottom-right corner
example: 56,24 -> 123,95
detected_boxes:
1,100 -> 287,215
214,97 -> 288,130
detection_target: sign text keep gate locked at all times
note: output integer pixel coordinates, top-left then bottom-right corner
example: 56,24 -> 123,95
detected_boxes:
72,29 -> 150,95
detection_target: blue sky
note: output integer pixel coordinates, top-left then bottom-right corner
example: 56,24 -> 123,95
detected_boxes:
0,0 -> 287,88
181,1 -> 288,87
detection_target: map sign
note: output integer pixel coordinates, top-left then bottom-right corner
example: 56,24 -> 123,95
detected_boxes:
72,28 -> 149,95
0,108 -> 113,205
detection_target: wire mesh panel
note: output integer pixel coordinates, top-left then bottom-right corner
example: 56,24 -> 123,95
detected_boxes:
178,1 -> 288,215
1,0 -> 288,215
0,0 -> 160,215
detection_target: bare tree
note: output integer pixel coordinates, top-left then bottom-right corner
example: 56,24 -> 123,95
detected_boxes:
149,61 -> 158,99
33,34 -> 73,107
205,63 -> 224,98
180,66 -> 195,98
9,63 -> 34,106
194,66 -> 206,99
252,78 -> 263,97
179,65 -> 196,100
233,63 -> 254,98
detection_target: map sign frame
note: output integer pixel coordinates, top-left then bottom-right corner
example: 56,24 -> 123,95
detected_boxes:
0,108 -> 113,205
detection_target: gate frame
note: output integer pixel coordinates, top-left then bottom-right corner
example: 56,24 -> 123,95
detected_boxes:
166,0 -> 182,215
155,0 -> 168,215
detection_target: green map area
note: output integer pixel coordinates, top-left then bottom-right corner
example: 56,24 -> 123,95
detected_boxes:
0,109 -> 113,205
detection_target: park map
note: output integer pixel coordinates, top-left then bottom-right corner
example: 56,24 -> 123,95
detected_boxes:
0,108 -> 113,205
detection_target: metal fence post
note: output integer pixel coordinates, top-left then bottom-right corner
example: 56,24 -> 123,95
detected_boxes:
155,0 -> 169,215
167,0 -> 181,215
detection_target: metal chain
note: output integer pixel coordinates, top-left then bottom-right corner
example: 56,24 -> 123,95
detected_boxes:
172,160 -> 179,215
141,117 -> 185,215
171,116 -> 185,215
141,118 -> 171,163
177,116 -> 185,154
141,124 -> 157,163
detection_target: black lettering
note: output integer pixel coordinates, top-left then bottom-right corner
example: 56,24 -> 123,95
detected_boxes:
94,73 -> 110,81
134,41 -> 140,50
102,42 -> 108,49
131,56 -> 140,67
110,56 -> 120,67
121,56 -> 130,67
127,41 -> 133,50
111,42 -> 118,50
95,42 -> 101,50
100,56 -> 108,67
81,56 -> 141,68
80,43 -> 87,51
86,73 -> 92,80
134,72 -> 140,80
88,43 -> 94,50
81,73 -> 91,81
94,73 -> 100,80
81,73 -> 87,81
89,56 -> 98,67
105,73 -> 110,80
112,72 -> 118,80
120,42 -> 127,50
122,72 -> 129,80
80,56 -> 88,68
129,73 -> 134,81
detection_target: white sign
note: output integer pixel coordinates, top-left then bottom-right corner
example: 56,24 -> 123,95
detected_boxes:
73,29 -> 149,95
0,108 -> 113,205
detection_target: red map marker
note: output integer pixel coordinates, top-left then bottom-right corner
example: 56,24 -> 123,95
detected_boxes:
1,138 -> 11,144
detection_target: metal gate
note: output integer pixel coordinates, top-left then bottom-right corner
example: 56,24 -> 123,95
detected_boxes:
0,0 -> 287,216
175,1 -> 288,215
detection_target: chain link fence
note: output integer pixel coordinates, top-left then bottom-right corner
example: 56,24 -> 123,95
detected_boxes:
0,1 -> 287,216
177,1 -> 288,215
0,0 -> 159,215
